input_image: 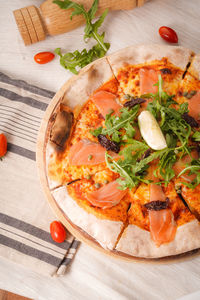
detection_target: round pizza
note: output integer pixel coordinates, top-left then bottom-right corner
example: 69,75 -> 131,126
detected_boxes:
41,44 -> 200,259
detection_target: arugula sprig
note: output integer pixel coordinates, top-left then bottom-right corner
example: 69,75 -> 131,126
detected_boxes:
143,76 -> 191,154
53,0 -> 110,74
105,147 -> 171,190
178,159 -> 200,189
91,105 -> 139,143
192,131 -> 200,142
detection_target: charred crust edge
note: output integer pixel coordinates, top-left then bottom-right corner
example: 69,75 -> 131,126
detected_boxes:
50,104 -> 74,151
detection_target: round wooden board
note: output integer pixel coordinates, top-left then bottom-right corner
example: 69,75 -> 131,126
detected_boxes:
36,57 -> 200,263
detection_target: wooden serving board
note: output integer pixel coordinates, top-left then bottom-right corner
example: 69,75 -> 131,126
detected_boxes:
36,57 -> 200,263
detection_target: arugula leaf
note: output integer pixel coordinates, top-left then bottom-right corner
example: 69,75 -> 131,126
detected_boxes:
105,152 -> 151,190
91,106 -> 139,143
55,47 -> 96,74
178,159 -> 200,189
146,76 -> 191,154
158,149 -> 176,184
192,131 -> 200,142
105,153 -> 135,190
118,141 -> 149,167
53,0 -> 110,73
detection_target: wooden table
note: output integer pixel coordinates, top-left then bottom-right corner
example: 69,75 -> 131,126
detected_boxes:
0,0 -> 200,299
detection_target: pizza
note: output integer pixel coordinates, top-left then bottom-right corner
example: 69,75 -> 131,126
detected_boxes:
42,44 -> 200,259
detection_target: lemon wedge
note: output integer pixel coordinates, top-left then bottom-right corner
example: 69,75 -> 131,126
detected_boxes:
138,111 -> 167,150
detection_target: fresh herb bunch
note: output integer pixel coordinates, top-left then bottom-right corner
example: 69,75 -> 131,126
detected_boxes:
93,76 -> 200,190
192,131 -> 200,142
143,76 -> 191,155
91,105 -> 139,143
178,159 -> 200,189
53,0 -> 110,74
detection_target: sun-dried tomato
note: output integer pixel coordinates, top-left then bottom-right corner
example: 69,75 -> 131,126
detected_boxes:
144,198 -> 169,211
160,68 -> 172,74
182,113 -> 199,128
124,97 -> 146,108
98,134 -> 120,153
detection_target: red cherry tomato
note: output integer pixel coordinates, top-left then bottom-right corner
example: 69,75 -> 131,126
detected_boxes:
50,221 -> 66,243
159,26 -> 178,43
0,133 -> 7,157
34,52 -> 55,64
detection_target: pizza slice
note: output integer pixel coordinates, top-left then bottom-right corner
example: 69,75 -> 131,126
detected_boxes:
46,57 -> 120,189
107,44 -> 194,103
173,53 -> 200,220
116,180 -> 199,258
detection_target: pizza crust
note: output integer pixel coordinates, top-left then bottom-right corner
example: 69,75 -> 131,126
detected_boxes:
51,186 -> 123,250
107,44 -> 194,75
188,53 -> 200,79
45,141 -> 61,190
61,57 -> 115,108
116,220 -> 200,258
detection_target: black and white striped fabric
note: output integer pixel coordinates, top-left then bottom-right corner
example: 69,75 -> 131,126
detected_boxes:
0,72 -> 80,276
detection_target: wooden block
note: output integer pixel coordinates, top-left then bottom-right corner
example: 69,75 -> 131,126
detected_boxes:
27,6 -> 46,42
0,289 -> 32,300
137,0 -> 146,7
99,0 -> 137,10
13,9 -> 32,46
20,8 -> 38,44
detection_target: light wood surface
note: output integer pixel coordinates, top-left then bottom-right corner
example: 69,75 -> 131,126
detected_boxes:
0,289 -> 32,300
13,0 -> 145,45
2,1 -> 200,299
36,54 -> 200,263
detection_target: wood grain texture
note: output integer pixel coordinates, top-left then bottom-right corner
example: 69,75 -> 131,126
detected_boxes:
2,1 -> 200,299
27,6 -> 46,42
0,289 -> 32,300
13,0 -> 142,44
13,9 -> 32,46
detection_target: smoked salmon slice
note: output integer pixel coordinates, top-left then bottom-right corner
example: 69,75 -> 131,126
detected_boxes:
139,68 -> 159,95
139,68 -> 159,108
149,209 -> 177,247
91,90 -> 121,118
148,183 -> 177,246
68,139 -> 107,165
173,150 -> 199,182
188,91 -> 200,121
149,183 -> 166,202
87,180 -> 127,209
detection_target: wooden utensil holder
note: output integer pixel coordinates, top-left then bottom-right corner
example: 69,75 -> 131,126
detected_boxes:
13,0 -> 148,46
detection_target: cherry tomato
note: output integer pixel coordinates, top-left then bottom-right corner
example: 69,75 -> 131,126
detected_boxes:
159,26 -> 178,43
34,52 -> 55,64
0,133 -> 7,158
50,221 -> 66,243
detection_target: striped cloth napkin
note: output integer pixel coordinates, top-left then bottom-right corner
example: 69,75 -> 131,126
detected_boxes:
0,72 -> 80,276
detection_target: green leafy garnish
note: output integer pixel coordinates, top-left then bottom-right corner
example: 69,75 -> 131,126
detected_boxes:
105,147 -> 169,190
192,131 -> 200,142
53,0 -> 110,74
144,75 -> 191,155
178,159 -> 200,189
91,105 -> 139,143
92,75 -> 199,190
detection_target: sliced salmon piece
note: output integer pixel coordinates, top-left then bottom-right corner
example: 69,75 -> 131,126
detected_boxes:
148,182 -> 177,246
91,90 -> 121,118
173,150 -> 199,182
68,139 -> 107,166
188,91 -> 200,121
150,183 -> 166,202
139,68 -> 159,95
87,180 -> 127,209
149,209 -> 177,247
139,68 -> 159,108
